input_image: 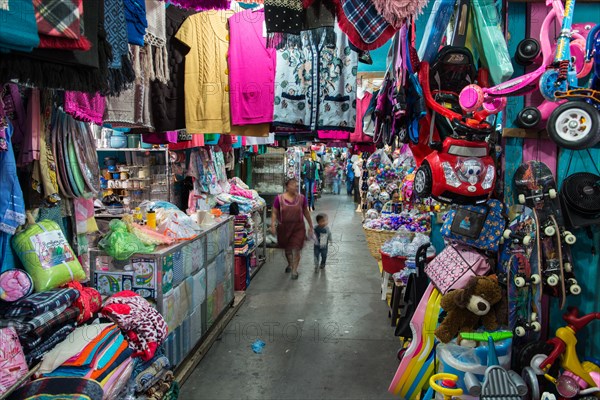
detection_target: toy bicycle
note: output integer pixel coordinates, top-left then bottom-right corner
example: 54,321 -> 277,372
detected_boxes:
520,307 -> 600,399
546,24 -> 600,150
458,0 -> 591,127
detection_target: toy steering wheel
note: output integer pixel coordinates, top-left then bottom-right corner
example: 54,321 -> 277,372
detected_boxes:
430,373 -> 464,400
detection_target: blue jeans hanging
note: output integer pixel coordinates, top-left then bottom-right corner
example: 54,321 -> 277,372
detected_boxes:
304,179 -> 315,208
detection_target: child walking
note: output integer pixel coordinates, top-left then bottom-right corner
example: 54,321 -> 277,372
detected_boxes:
314,213 -> 332,272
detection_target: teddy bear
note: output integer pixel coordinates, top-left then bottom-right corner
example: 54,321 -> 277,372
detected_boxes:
434,276 -> 503,345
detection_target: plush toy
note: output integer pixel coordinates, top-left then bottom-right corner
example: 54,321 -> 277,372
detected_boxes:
435,276 -> 503,345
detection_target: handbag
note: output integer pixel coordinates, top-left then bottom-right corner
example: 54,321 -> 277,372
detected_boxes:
440,199 -> 506,252
425,244 -> 491,294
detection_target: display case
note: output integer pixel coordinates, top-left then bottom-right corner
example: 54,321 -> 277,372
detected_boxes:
252,148 -> 286,203
88,217 -> 234,368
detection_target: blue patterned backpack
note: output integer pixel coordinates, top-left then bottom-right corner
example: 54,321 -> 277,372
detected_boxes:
440,199 -> 506,252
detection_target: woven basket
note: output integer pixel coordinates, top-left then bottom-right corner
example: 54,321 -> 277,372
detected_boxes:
363,227 -> 402,261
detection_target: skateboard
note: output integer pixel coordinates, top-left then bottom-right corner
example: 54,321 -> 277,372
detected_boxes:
498,205 -> 542,342
513,161 -> 580,309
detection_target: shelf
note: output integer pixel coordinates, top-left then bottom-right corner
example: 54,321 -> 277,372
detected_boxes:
96,148 -> 168,152
95,212 -> 125,218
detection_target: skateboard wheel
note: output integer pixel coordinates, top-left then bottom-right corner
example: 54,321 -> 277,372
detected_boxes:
567,279 -> 582,295
531,274 -> 541,284
503,229 -> 512,240
518,194 -> 526,204
565,234 -> 576,245
531,312 -> 538,321
531,321 -> 542,332
515,326 -> 527,337
544,226 -> 556,236
548,189 -> 557,199
523,235 -> 532,246
564,263 -> 573,273
547,274 -> 559,286
515,276 -> 526,287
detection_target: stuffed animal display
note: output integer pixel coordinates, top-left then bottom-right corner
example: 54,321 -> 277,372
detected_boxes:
434,276 -> 503,344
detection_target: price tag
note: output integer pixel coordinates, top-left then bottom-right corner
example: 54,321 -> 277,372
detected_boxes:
262,21 -> 267,38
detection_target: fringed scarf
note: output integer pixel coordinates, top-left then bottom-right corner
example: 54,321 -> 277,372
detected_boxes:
333,0 -> 397,50
372,0 -> 428,29
0,0 -> 113,94
105,0 -> 135,95
156,0 -> 231,10
144,0 -> 169,84
264,0 -> 305,48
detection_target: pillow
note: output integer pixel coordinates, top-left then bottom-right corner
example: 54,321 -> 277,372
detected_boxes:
12,220 -> 85,292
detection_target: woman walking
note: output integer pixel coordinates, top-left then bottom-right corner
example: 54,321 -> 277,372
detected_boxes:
271,179 -> 313,280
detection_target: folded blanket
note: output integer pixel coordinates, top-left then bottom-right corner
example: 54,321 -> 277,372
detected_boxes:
131,349 -> 170,393
102,291 -> 168,361
0,288 -> 79,318
26,323 -> 77,363
18,306 -> 80,351
65,281 -> 102,324
8,377 -> 103,400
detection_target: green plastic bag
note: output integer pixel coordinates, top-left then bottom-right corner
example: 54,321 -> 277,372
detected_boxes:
99,220 -> 155,261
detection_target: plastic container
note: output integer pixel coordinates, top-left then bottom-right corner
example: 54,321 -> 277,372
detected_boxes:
110,132 -> 128,148
437,339 -> 512,393
146,210 -> 156,229
127,134 -> 141,148
141,140 -> 153,149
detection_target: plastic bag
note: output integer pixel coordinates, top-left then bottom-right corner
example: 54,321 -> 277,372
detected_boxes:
366,149 -> 392,170
122,215 -> 174,246
99,220 -> 155,261
156,209 -> 201,241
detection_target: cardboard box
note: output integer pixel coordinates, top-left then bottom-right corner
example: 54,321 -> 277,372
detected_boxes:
133,287 -> 156,300
131,258 -> 157,289
161,254 -> 174,294
94,271 -> 133,296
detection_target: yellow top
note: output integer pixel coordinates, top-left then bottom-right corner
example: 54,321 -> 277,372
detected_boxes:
176,11 -> 234,134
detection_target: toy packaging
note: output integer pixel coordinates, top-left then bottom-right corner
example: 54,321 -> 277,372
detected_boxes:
0,327 -> 29,396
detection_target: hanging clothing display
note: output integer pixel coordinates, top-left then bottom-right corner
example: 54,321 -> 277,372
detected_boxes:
176,10 -> 234,134
151,6 -> 196,132
228,9 -> 276,126
349,90 -> 374,142
273,24 -> 358,132
264,0 -> 305,46
0,123 -> 26,236
64,92 -> 106,125
0,0 -> 111,94
124,0 -> 148,46
105,0 -> 135,95
156,0 -> 232,10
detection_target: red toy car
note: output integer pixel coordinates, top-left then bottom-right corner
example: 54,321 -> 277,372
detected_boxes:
413,137 -> 496,204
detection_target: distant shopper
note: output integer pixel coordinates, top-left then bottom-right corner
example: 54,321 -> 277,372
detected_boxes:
346,159 -> 355,195
381,189 -> 402,215
313,213 -> 332,272
271,179 -> 314,280
302,155 -> 318,211
352,156 -> 363,212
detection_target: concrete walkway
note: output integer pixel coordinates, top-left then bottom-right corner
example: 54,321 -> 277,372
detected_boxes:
180,194 -> 400,400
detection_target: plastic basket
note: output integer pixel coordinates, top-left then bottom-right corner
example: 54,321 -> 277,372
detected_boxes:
380,252 -> 408,274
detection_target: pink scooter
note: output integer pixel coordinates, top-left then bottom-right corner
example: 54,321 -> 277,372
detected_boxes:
459,0 -> 592,128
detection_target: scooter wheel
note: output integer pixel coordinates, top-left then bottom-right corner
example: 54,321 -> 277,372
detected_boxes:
547,274 -> 559,286
515,38 -> 541,65
515,276 -> 526,288
531,274 -> 541,285
522,367 -> 542,400
515,326 -> 527,337
547,101 -> 600,150
523,235 -> 532,246
544,225 -> 556,237
517,107 -> 542,129
531,321 -> 542,332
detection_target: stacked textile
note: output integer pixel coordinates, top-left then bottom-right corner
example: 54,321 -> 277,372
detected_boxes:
40,324 -> 135,398
216,193 -> 266,214
129,348 -> 171,395
0,288 -> 80,363
234,215 -> 256,256
102,291 -> 169,361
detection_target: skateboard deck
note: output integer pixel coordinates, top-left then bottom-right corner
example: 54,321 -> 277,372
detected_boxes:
514,161 -> 577,309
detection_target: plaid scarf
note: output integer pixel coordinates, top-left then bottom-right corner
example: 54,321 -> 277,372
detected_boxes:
33,0 -> 92,50
0,288 -> 79,318
334,0 -> 397,50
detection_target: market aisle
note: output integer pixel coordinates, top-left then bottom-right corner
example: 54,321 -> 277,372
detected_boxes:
180,194 -> 400,400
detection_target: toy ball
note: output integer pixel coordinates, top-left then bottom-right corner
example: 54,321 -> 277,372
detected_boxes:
373,200 -> 383,212
368,183 -> 381,196
368,177 -> 376,185
365,209 -> 379,220
366,192 -> 375,203
379,191 -> 390,202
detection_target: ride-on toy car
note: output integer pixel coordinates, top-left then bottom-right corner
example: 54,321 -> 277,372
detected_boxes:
413,137 -> 496,204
